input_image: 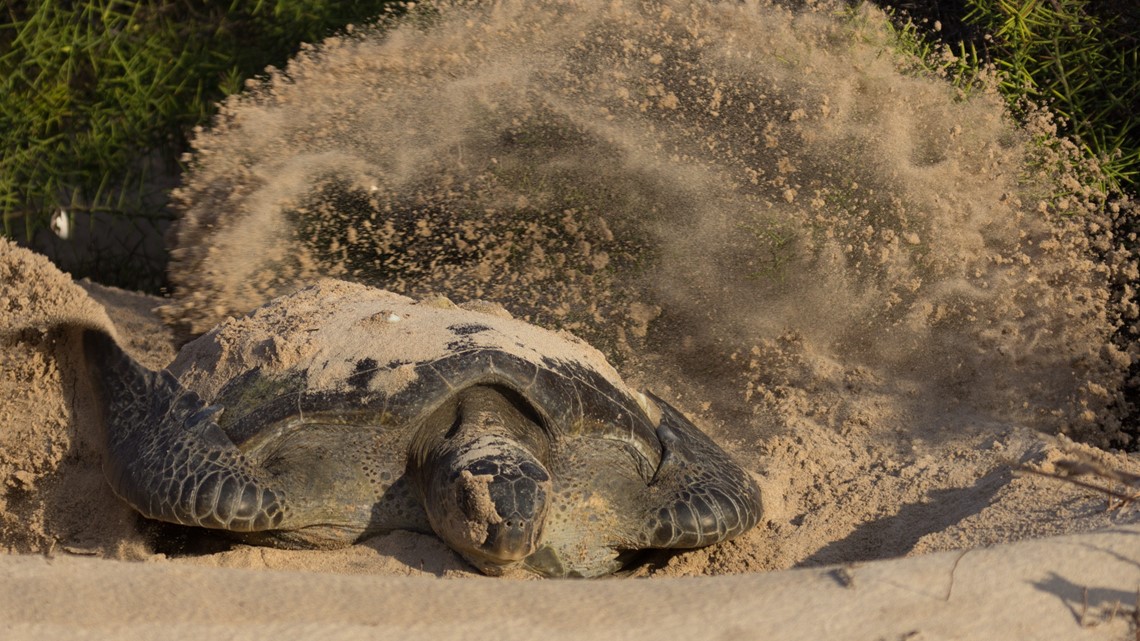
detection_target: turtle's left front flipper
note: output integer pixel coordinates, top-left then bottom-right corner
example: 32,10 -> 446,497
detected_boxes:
82,328 -> 288,531
640,392 -> 762,549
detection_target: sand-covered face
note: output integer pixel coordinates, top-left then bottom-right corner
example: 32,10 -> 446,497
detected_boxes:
167,0 -> 1136,448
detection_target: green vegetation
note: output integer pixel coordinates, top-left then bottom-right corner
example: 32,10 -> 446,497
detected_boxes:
1,0 -> 397,240
882,0 -> 1139,197
968,0 -> 1139,195
877,10 -> 988,96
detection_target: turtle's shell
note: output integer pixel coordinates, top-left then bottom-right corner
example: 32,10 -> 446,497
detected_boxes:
168,280 -> 664,479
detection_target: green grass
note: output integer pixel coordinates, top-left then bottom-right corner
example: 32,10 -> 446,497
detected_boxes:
0,0 -> 398,242
967,0 -> 1139,195
878,0 -> 1140,198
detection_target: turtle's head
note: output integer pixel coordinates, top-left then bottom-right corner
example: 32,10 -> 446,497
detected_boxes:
451,444 -> 551,566
413,386 -> 554,574
426,435 -> 552,572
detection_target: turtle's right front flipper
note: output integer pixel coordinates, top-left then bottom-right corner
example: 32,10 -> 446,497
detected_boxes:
639,393 -> 761,550
82,328 -> 287,531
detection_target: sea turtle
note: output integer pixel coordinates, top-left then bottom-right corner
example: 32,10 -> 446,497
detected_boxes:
82,280 -> 760,577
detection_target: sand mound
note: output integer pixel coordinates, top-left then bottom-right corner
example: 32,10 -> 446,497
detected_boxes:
0,239 -> 145,557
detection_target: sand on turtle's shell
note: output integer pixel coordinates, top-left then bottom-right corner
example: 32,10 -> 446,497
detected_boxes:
167,279 -> 637,408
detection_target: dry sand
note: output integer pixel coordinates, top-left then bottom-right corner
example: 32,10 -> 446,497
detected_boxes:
4,0 -> 1140,637
5,526 -> 1140,641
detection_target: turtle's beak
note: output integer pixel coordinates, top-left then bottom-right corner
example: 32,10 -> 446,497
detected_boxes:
481,511 -> 536,561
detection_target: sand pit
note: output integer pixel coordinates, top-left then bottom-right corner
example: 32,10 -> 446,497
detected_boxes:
4,0 -> 1140,636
